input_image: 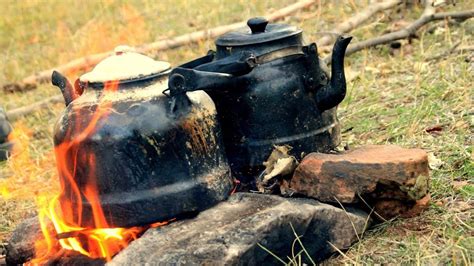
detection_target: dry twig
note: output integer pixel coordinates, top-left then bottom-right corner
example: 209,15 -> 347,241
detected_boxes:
346,10 -> 473,55
324,8 -> 474,63
6,95 -> 63,121
317,0 -> 403,47
5,2 -> 474,121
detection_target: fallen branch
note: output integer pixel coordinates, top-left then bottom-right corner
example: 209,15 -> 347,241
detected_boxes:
324,9 -> 474,63
138,0 -> 316,52
6,95 -> 63,121
3,0 -> 315,93
317,0 -> 402,47
346,10 -> 473,56
7,3 -> 473,120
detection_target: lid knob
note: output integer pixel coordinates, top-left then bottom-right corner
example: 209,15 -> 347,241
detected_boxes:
247,17 -> 268,34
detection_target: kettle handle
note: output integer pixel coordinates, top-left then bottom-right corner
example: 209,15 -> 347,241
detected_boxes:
166,51 -> 256,97
168,68 -> 242,96
166,45 -> 309,97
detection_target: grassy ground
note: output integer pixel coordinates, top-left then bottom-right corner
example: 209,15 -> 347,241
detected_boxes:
1,0 -> 472,264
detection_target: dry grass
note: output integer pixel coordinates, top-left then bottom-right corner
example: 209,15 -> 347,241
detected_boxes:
1,0 -> 472,264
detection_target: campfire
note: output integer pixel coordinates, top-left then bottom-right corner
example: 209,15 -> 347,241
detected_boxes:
7,6 -> 463,263
9,40 -> 233,263
28,80 -> 167,263
32,197 -> 166,263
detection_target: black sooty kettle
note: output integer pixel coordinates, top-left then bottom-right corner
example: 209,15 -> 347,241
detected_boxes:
167,17 -> 352,183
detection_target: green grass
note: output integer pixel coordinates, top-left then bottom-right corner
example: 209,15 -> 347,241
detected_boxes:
1,0 -> 473,264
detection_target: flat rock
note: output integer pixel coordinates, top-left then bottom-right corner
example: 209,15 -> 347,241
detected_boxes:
109,193 -> 368,265
289,145 -> 430,218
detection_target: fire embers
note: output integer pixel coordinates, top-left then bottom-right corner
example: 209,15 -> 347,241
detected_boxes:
32,196 -> 160,263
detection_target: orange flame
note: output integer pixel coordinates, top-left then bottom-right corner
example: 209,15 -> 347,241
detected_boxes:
29,80 -> 169,263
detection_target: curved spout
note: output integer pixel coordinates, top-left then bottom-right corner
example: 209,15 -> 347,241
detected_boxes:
52,71 -> 78,106
315,36 -> 352,111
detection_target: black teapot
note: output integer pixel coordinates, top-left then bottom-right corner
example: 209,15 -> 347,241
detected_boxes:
52,46 -> 232,228
168,18 -> 352,182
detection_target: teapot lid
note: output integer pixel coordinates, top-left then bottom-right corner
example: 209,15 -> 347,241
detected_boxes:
80,45 -> 171,83
215,17 -> 302,47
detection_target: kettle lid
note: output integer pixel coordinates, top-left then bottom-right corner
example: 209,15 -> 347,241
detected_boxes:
215,17 -> 302,47
80,45 -> 171,83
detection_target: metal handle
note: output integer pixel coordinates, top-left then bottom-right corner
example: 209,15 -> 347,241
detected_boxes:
167,52 -> 257,97
169,68 -> 236,95
166,44 -> 311,98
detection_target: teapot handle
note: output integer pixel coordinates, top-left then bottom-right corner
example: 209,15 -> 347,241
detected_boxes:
166,45 -> 310,97
166,52 -> 256,97
168,68 -> 241,97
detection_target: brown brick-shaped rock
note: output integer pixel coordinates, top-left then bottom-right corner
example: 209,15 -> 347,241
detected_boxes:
290,145 -> 430,205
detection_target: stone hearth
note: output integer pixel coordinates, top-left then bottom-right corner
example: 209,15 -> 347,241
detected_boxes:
7,193 -> 368,265
109,193 -> 368,265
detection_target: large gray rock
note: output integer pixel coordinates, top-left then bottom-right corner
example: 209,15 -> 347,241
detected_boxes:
109,193 -> 368,265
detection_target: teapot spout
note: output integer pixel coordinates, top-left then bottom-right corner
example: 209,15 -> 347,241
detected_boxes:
52,71 -> 79,106
316,36 -> 352,111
